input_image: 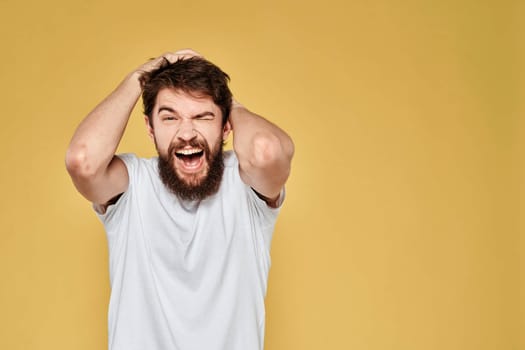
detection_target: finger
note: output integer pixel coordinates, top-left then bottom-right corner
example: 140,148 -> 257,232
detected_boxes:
161,49 -> 203,63
147,49 -> 203,70
138,55 -> 170,73
174,48 -> 202,57
159,52 -> 178,63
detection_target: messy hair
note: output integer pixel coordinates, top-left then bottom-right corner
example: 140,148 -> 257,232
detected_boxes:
139,57 -> 232,126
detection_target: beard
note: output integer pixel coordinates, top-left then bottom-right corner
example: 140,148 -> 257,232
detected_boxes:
157,137 -> 224,202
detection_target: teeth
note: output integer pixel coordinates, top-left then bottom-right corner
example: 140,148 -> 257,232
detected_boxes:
176,148 -> 202,155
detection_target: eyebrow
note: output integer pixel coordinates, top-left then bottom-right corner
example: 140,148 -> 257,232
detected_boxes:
157,106 -> 215,119
158,106 -> 179,115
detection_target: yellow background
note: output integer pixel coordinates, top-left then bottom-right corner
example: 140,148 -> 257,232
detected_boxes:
0,0 -> 521,349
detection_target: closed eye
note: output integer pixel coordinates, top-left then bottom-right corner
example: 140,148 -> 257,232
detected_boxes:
194,112 -> 215,120
195,115 -> 214,120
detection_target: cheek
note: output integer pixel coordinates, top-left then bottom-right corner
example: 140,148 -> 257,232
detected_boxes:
153,134 -> 172,155
204,131 -> 223,147
153,126 -> 176,144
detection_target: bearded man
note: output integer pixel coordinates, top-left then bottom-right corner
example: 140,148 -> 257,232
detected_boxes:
65,49 -> 294,350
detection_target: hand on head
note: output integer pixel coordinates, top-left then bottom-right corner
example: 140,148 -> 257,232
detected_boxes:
136,48 -> 203,76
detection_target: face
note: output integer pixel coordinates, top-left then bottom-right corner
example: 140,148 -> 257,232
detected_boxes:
146,88 -> 231,200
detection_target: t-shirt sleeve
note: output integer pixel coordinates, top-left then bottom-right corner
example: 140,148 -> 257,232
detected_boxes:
246,186 -> 285,225
235,161 -> 285,257
93,153 -> 138,234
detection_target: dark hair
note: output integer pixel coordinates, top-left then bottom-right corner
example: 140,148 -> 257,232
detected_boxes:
140,57 -> 232,126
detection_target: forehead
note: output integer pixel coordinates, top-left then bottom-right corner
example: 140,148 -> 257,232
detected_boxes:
154,88 -> 220,115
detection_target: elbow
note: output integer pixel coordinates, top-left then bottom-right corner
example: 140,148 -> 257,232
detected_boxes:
248,132 -> 294,170
65,144 -> 98,179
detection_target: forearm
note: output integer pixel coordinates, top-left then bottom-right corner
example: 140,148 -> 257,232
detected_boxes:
66,71 -> 142,177
230,102 -> 294,198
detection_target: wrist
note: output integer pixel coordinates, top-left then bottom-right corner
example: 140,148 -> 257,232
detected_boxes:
127,70 -> 144,86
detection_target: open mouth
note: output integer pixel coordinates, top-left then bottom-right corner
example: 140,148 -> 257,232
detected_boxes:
174,148 -> 205,171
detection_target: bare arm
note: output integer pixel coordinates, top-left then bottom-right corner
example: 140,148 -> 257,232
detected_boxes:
65,50 -> 199,205
230,101 -> 294,207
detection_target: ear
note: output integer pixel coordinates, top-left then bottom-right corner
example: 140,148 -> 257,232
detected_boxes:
144,115 -> 155,141
222,120 -> 232,140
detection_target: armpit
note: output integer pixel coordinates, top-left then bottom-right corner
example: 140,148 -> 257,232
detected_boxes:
93,192 -> 124,214
252,188 -> 284,209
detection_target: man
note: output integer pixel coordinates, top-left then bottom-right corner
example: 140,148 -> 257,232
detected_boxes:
65,49 -> 294,350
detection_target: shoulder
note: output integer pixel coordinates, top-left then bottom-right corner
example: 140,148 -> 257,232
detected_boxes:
116,153 -> 158,178
223,150 -> 237,169
114,153 -> 162,199
94,154 -> 159,217
117,153 -> 157,168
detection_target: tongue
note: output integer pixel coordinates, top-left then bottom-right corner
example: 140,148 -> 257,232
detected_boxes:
183,154 -> 201,167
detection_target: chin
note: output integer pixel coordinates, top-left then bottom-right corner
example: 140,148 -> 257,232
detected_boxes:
176,168 -> 209,187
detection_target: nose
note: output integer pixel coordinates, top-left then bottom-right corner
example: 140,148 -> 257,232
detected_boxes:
176,119 -> 196,141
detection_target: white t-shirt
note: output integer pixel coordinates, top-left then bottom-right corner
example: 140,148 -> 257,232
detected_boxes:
96,150 -> 282,350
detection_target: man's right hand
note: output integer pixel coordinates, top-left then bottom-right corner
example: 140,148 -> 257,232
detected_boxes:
134,49 -> 203,78
66,49 -> 202,207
